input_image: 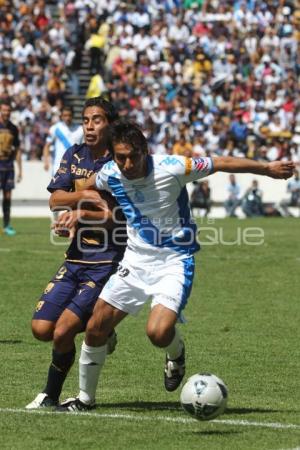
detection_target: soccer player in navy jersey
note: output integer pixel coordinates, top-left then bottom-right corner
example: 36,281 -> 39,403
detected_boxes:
58,120 -> 295,412
26,97 -> 126,409
0,100 -> 22,236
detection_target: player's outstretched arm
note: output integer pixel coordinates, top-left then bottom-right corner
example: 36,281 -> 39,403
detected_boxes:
49,174 -> 104,211
212,156 -> 295,179
49,188 -> 105,211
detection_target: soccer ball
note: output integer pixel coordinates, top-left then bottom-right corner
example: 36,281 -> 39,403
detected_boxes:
180,373 -> 228,421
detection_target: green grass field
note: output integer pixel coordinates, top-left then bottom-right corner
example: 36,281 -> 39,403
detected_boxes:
0,217 -> 299,450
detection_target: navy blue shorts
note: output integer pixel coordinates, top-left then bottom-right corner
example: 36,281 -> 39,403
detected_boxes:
0,170 -> 15,191
33,261 -> 117,325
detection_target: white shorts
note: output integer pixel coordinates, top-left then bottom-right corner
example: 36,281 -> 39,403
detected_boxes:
100,255 -> 195,316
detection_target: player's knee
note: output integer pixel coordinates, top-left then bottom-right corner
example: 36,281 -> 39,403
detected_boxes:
31,321 -> 54,342
86,321 -> 106,340
53,325 -> 75,348
85,317 -> 110,345
146,323 -> 170,348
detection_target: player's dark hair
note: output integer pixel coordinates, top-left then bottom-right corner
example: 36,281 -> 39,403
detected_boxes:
107,119 -> 148,155
61,105 -> 73,115
82,96 -> 119,124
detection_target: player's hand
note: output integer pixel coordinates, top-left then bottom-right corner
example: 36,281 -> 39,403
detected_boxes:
53,210 -> 82,237
17,172 -> 22,183
266,161 -> 295,179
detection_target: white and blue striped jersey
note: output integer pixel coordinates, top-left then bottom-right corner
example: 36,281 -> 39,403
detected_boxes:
47,121 -> 83,174
95,155 -> 213,263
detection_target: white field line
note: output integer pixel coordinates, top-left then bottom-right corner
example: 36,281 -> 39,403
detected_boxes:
275,448 -> 300,450
0,407 -> 300,430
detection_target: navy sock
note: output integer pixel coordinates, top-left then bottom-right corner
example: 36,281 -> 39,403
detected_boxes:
3,198 -> 11,228
43,347 -> 76,402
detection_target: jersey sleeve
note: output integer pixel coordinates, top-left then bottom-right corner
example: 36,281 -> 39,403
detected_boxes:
95,168 -> 110,192
159,155 -> 213,185
47,149 -> 73,192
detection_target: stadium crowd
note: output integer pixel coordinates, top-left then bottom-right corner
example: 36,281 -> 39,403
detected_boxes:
0,0 -> 300,165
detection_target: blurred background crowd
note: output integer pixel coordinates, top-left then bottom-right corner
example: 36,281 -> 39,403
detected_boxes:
0,0 -> 300,165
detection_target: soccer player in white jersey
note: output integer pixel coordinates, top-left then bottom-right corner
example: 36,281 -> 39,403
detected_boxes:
59,120 -> 295,411
43,106 -> 83,175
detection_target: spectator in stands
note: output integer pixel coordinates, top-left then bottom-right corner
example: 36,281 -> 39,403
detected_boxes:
0,0 -> 299,174
230,111 -> 248,152
172,134 -> 193,157
46,70 -> 66,107
242,179 -> 264,217
190,180 -> 211,217
279,170 -> 300,217
224,174 -> 241,217
85,27 -> 106,75
85,73 -> 106,99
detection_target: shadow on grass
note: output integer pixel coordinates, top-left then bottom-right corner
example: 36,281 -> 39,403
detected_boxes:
0,339 -> 22,344
191,430 -> 241,436
98,401 -> 181,412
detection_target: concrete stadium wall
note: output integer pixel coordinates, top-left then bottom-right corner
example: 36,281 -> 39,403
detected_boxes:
14,161 -> 51,201
13,161 -> 290,204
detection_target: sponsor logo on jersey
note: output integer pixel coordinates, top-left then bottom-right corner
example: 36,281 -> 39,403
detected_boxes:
160,156 -> 184,166
74,154 -> 85,163
71,165 -> 94,178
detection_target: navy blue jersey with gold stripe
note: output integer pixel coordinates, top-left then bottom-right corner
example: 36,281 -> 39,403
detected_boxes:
0,120 -> 20,171
48,143 -> 126,264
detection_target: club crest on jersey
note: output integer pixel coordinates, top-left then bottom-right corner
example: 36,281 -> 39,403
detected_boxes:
133,189 -> 145,203
194,158 -> 209,172
58,167 -> 68,174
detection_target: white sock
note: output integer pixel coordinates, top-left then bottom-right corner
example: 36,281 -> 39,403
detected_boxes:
164,327 -> 184,360
78,341 -> 107,405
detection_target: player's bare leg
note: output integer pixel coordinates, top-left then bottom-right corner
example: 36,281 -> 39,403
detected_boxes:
146,304 -> 185,392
